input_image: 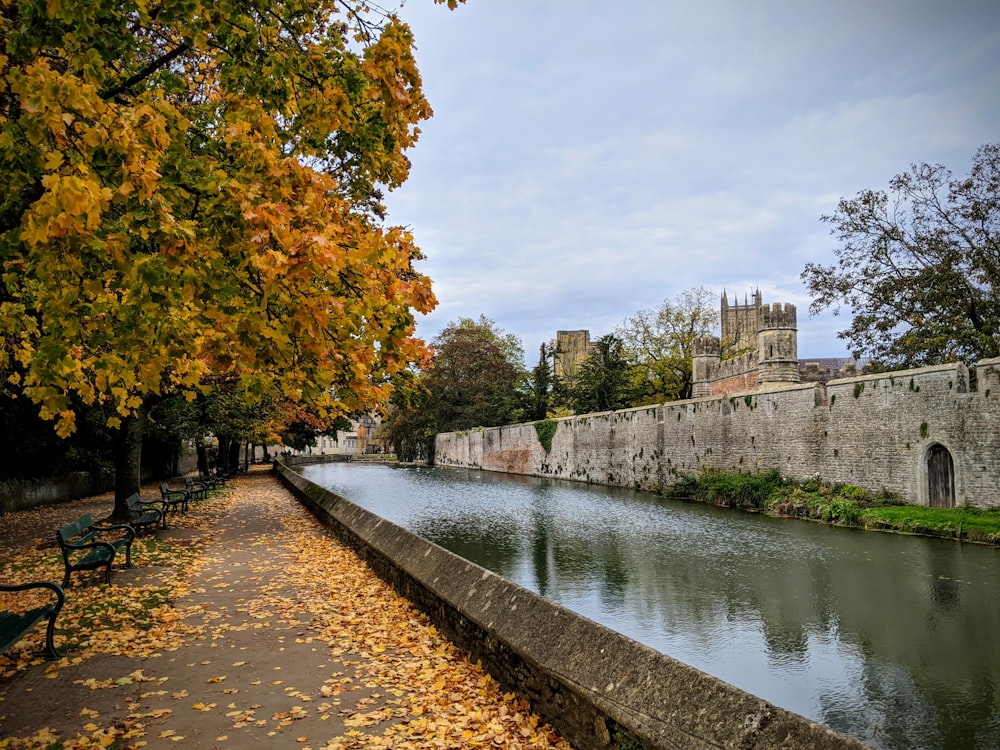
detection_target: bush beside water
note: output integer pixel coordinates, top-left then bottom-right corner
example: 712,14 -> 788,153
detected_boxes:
667,468 -> 1000,545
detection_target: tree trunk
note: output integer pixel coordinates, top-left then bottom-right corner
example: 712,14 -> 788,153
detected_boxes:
112,402 -> 148,521
217,435 -> 232,472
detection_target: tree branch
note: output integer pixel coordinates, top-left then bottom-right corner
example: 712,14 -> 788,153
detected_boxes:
100,42 -> 191,101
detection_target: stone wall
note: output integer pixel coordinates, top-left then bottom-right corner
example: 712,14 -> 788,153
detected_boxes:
436,358 -> 1000,508
0,472 -> 107,515
275,460 -> 865,750
0,450 -> 200,515
708,368 -> 762,397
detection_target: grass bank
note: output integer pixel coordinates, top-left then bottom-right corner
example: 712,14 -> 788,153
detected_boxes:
666,469 -> 1000,545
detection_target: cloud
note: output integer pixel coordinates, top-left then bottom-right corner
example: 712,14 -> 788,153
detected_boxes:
388,0 -> 1000,362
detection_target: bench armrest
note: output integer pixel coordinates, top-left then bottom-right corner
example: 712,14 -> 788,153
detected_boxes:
90,523 -> 136,542
0,581 -> 65,611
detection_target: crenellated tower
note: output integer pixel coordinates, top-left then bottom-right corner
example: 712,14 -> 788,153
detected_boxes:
552,330 -> 593,382
691,291 -> 802,396
692,335 -> 721,398
757,303 -> 800,384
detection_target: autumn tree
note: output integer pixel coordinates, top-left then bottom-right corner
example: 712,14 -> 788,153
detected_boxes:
446,314 -> 526,369
0,1 -> 461,512
802,143 -> 1000,369
614,287 -> 718,404
381,318 -> 525,461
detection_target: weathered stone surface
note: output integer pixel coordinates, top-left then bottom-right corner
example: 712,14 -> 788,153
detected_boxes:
437,359 -> 1000,508
276,462 -> 868,750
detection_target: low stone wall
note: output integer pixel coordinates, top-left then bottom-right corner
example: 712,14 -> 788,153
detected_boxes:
0,452 -> 199,516
277,454 -> 351,468
275,460 -> 865,750
0,472 -> 107,515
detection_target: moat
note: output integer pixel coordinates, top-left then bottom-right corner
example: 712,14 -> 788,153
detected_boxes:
302,461 -> 1000,750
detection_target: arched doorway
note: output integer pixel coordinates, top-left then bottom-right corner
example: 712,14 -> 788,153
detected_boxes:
927,444 -> 955,509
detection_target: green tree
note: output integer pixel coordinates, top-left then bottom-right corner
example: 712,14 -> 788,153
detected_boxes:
381,318 -> 525,460
567,334 -> 632,414
447,314 -> 526,369
802,143 -> 1000,369
615,286 -> 719,404
0,1 -> 461,513
526,343 -> 553,421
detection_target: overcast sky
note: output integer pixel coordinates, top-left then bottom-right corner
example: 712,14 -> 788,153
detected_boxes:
384,0 -> 1000,363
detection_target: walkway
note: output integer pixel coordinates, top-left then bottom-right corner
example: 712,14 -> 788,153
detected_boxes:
0,468 -> 571,749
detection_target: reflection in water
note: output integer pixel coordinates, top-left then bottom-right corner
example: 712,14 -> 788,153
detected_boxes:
301,463 -> 1000,750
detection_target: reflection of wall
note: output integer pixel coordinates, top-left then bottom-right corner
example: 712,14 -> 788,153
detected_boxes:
435,358 -> 1000,508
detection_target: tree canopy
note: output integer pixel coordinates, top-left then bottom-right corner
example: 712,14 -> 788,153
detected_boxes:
802,143 -> 1000,369
0,1 -> 460,500
615,286 -> 718,403
564,334 -> 632,414
381,317 -> 526,461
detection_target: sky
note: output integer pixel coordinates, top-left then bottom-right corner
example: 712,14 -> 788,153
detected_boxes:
382,0 -> 1000,363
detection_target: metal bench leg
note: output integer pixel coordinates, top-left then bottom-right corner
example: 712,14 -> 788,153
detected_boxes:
43,616 -> 61,659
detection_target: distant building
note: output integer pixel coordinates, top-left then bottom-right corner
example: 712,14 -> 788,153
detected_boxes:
292,414 -> 383,456
551,330 -> 593,383
555,289 -> 863,400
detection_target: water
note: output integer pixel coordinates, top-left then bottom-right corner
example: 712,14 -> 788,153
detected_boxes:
300,462 -> 1000,750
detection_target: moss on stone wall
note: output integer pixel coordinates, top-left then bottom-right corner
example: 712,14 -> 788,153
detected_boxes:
533,419 -> 559,454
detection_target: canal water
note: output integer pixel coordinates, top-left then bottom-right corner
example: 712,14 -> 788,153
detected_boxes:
300,462 -> 1000,750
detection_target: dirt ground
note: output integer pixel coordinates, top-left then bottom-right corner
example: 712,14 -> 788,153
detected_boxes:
0,468 -> 572,749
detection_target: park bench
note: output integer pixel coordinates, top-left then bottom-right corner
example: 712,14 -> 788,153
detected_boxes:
55,514 -> 136,587
159,483 -> 190,514
126,492 -> 167,534
199,470 -> 225,489
0,581 -> 65,660
184,476 -> 209,499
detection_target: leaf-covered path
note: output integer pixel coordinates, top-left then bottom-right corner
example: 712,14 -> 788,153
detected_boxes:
0,469 -> 572,749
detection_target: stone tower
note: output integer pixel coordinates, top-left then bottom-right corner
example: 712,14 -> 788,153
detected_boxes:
691,335 -> 721,398
553,330 -> 592,382
757,303 -> 800,384
721,289 -> 762,357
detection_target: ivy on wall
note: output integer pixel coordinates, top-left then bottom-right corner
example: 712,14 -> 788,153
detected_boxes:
534,419 -> 559,453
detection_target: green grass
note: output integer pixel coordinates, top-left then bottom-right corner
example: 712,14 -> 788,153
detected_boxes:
667,469 -> 1000,545
860,504 -> 1000,544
